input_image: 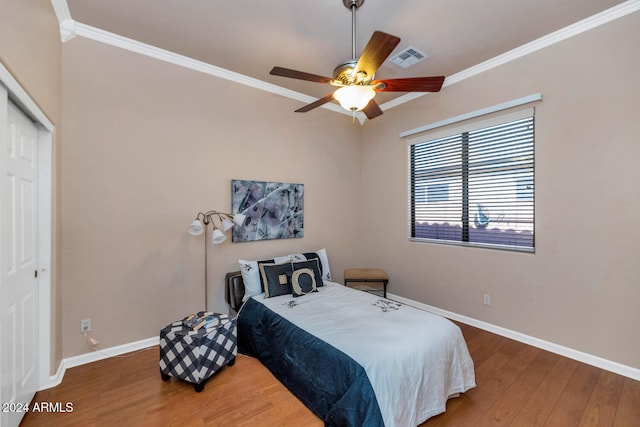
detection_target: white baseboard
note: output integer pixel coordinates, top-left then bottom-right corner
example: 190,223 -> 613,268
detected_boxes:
388,292 -> 640,381
39,336 -> 159,391
39,294 -> 640,391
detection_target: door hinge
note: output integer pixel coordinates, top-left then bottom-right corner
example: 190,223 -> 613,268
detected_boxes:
35,270 -> 38,278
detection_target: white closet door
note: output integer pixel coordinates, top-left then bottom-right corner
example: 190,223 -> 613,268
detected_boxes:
0,93 -> 39,427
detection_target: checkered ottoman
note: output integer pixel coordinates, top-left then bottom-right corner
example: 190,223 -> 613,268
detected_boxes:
159,312 -> 237,392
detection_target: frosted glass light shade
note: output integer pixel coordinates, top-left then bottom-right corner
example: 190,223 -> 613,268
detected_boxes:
333,86 -> 376,111
188,219 -> 204,235
221,218 -> 235,231
211,228 -> 227,244
232,213 -> 246,226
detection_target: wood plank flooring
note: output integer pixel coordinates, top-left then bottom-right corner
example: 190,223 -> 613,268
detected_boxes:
22,323 -> 640,426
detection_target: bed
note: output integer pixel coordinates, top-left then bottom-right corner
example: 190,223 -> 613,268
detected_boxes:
226,267 -> 476,427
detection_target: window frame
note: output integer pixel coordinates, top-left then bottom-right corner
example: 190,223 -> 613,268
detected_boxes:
408,108 -> 535,253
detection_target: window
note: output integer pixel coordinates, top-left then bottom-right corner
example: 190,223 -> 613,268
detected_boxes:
426,183 -> 449,203
409,110 -> 534,251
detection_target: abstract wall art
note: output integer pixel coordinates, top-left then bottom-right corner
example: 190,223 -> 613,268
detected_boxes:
231,179 -> 304,242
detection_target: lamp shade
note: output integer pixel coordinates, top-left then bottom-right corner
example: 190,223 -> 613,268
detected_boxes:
232,213 -> 247,226
188,219 -> 204,236
333,85 -> 376,111
221,218 -> 235,232
211,228 -> 227,244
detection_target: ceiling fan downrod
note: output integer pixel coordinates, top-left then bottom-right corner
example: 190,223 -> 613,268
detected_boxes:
343,0 -> 364,60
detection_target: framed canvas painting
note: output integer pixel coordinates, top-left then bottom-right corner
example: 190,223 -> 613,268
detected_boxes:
231,179 -> 304,242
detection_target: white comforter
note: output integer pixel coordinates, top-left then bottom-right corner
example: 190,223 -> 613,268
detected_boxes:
254,282 -> 476,427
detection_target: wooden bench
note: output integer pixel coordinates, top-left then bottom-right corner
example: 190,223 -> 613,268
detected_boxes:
344,268 -> 389,298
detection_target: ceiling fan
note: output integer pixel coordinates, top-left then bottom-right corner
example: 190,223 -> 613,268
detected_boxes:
270,0 -> 445,120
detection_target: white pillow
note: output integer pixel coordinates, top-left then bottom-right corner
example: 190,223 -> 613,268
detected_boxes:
273,253 -> 307,264
238,259 -> 262,301
315,248 -> 332,282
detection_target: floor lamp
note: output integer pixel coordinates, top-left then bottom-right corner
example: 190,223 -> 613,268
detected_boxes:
188,210 -> 246,311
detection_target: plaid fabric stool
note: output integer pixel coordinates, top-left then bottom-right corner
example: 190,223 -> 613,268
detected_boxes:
159,312 -> 237,392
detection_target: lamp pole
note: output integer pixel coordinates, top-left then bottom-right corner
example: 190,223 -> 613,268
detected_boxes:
203,222 -> 209,311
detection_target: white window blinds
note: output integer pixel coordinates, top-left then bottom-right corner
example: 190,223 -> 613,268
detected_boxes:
409,110 -> 535,251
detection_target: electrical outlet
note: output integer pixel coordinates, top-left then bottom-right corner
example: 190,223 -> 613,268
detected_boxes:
80,319 -> 92,333
483,294 -> 491,305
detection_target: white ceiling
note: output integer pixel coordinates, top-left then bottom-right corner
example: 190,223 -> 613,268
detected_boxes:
63,0 -> 627,112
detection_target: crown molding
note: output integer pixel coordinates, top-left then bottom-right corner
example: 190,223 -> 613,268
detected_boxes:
380,0 -> 640,111
50,0 -> 71,24
73,21 -> 365,123
50,0 -> 356,120
79,22 -> 351,115
50,0 -> 76,42
50,0 -> 639,121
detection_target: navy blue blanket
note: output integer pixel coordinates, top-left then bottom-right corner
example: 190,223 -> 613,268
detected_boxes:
238,297 -> 384,427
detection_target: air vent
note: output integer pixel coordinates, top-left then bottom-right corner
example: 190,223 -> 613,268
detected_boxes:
389,46 -> 428,69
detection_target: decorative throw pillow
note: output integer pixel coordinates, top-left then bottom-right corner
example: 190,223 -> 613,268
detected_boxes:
302,248 -> 332,284
256,258 -> 276,290
238,249 -> 331,299
292,259 -> 323,288
259,262 -> 293,298
290,267 -> 318,297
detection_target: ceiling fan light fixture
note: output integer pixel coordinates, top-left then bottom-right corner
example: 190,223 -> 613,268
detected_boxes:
333,85 -> 376,111
269,0 -> 443,120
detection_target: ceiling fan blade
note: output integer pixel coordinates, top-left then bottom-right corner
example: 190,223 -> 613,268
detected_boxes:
295,94 -> 335,113
373,76 -> 445,92
270,66 -> 333,84
353,31 -> 401,79
362,99 -> 383,120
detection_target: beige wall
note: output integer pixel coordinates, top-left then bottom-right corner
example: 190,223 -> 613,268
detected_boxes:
0,0 -> 63,374
4,0 -> 636,372
361,12 -> 640,368
60,37 -> 362,357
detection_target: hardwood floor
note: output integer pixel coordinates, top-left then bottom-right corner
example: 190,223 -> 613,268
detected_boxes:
22,323 -> 639,426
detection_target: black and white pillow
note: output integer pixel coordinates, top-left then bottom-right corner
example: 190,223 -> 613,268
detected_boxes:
290,259 -> 321,297
259,262 -> 293,299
